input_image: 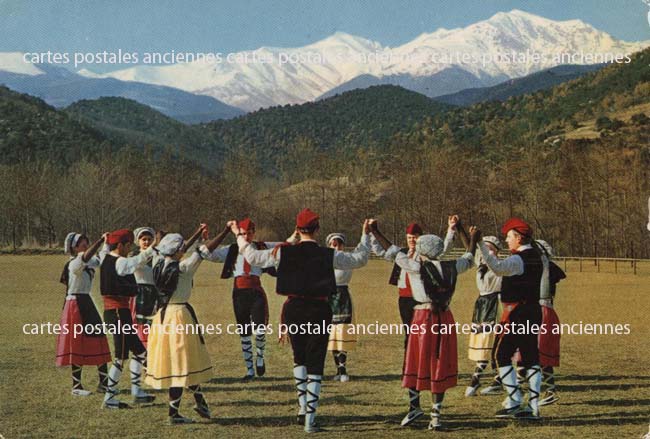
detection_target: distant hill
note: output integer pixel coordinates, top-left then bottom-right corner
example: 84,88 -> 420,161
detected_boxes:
434,64 -> 604,106
0,85 -> 109,164
318,67 -> 506,101
0,64 -> 244,123
203,84 -> 452,169
65,97 -> 226,167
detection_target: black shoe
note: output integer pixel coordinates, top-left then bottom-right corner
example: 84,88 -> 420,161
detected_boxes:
256,359 -> 266,377
297,414 -> 305,425
514,406 -> 541,420
103,400 -> 132,409
168,414 -> 194,425
305,422 -> 325,433
133,395 -> 156,404
495,406 -> 523,418
242,373 -> 254,382
193,403 -> 211,419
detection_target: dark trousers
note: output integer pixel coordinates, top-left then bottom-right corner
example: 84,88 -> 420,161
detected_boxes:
493,303 -> 542,368
232,288 -> 268,336
284,298 -> 332,375
103,307 -> 146,360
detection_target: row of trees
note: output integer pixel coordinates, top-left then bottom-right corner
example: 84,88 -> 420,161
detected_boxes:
0,130 -> 648,258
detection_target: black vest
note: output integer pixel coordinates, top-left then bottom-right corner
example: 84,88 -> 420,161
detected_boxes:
220,242 -> 277,279
100,254 -> 138,297
420,260 -> 458,310
501,248 -> 543,303
388,248 -> 408,285
276,242 -> 336,298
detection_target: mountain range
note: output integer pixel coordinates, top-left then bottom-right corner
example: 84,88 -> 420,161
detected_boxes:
0,53 -> 244,123
74,9 -> 648,110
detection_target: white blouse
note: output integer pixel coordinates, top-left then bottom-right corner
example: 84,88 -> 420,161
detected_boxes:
65,254 -> 100,297
200,242 -> 282,277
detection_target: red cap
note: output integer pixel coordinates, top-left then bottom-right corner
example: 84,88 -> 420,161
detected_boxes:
405,223 -> 423,235
501,218 -> 532,237
239,218 -> 255,232
106,229 -> 134,245
296,208 -> 320,229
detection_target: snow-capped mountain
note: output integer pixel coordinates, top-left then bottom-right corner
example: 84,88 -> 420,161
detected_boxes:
6,10 -> 649,111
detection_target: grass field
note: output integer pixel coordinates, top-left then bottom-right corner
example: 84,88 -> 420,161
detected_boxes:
1,256 -> 649,439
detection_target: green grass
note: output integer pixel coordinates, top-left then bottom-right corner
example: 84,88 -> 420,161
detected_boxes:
1,256 -> 649,438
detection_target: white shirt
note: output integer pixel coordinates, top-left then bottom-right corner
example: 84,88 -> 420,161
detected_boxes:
100,244 -> 155,276
333,239 -> 371,285
238,233 -> 371,271
152,250 -> 203,304
133,253 -> 155,285
388,244 -> 474,303
200,242 -> 282,277
65,253 -> 100,297
475,253 -> 502,296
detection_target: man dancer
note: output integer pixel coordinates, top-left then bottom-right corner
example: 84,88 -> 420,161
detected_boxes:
200,218 -> 283,380
231,210 -> 370,433
478,218 -> 544,419
100,229 -> 157,409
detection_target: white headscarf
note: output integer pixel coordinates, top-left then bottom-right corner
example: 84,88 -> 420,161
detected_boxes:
475,235 -> 501,265
134,227 -> 155,241
64,232 -> 82,254
416,234 -> 444,260
326,232 -> 346,246
158,233 -> 184,256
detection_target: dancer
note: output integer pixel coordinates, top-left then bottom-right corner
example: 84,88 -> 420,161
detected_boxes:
200,218 -> 282,380
231,210 -> 370,433
535,239 -> 566,406
479,218 -> 544,419
465,234 -> 503,397
130,227 -> 159,348
145,224 -> 215,424
370,219 -> 478,430
370,218 -> 455,348
100,229 -> 157,408
56,232 -> 112,396
326,232 -> 369,382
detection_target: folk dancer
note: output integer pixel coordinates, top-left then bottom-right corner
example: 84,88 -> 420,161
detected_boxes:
326,232 -> 369,382
100,229 -> 156,408
479,218 -> 545,419
200,218 -> 283,380
370,219 -> 478,430
129,227 -> 159,348
231,210 -> 370,433
56,232 -> 112,396
145,225 -> 215,424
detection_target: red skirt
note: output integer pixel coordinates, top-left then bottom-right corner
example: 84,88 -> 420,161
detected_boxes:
402,307 -> 458,393
55,298 -> 112,366
539,306 -> 560,367
129,296 -> 149,347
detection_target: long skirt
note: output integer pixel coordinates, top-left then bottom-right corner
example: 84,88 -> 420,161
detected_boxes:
55,296 -> 111,366
468,293 -> 499,362
539,305 -> 561,367
328,286 -> 357,352
144,303 -> 212,388
402,306 -> 457,393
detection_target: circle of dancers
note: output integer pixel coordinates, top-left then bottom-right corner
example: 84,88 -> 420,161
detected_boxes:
55,209 -> 566,432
